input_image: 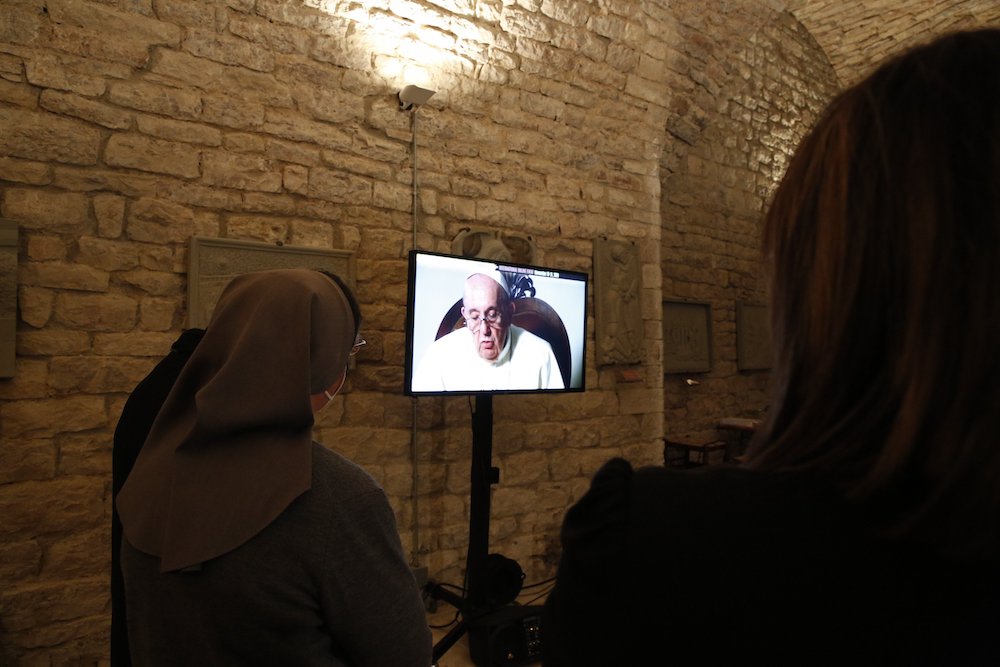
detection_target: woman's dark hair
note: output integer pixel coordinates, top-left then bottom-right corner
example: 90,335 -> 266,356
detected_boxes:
746,29 -> 1000,556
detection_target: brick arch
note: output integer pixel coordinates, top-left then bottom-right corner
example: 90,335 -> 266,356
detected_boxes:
657,6 -> 839,444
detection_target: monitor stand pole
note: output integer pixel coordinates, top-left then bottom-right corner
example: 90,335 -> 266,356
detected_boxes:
426,394 -> 499,665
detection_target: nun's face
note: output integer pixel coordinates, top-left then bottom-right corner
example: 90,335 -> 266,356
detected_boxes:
310,366 -> 347,413
461,275 -> 512,362
310,333 -> 365,412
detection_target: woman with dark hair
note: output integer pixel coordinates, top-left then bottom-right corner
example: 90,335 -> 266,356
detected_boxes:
544,29 -> 1000,666
117,269 -> 431,666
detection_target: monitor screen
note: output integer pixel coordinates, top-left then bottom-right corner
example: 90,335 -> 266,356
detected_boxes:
404,250 -> 588,396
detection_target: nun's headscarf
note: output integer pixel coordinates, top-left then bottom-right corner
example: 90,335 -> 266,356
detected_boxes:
117,269 -> 357,572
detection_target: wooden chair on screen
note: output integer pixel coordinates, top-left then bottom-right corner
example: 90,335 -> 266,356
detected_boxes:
435,297 -> 572,388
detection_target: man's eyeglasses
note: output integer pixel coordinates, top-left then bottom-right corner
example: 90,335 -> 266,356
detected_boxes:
350,338 -> 366,356
465,311 -> 503,332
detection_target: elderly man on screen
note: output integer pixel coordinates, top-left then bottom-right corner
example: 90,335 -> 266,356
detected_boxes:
413,271 -> 564,392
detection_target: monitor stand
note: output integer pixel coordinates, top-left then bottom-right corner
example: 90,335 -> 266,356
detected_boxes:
425,395 -> 543,666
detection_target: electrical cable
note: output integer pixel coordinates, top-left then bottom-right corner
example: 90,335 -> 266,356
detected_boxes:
517,582 -> 556,607
520,576 -> 556,589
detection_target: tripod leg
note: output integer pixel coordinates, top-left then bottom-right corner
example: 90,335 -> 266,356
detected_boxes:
432,619 -> 468,664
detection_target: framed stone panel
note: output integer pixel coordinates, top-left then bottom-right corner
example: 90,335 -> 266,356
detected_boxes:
736,301 -> 772,371
663,300 -> 712,374
188,237 -> 355,328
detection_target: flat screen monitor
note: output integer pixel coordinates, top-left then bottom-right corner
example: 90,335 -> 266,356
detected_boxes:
404,250 -> 588,396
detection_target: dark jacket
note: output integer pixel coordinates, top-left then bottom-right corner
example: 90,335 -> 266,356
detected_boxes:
543,458 -> 1000,666
111,329 -> 204,666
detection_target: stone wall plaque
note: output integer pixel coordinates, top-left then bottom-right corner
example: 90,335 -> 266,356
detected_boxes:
736,301 -> 772,370
188,237 -> 355,328
594,238 -> 642,365
663,300 -> 712,374
0,220 -> 17,378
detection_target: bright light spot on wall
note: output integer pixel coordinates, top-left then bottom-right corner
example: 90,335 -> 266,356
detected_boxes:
306,0 -> 495,98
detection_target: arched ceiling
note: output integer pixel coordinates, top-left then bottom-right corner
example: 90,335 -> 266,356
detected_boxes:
781,0 -> 1000,86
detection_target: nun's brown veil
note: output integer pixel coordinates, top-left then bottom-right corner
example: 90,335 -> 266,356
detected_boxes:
117,269 -> 357,572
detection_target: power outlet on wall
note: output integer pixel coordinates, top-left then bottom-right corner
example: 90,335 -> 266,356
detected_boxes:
412,565 -> 438,612
411,564 -> 429,588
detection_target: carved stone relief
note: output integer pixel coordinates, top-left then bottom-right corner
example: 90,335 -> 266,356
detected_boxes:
663,300 -> 713,373
451,227 -> 535,264
594,238 -> 642,365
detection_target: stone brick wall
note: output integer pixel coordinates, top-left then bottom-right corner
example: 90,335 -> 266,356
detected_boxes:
1,0 -> 983,662
0,1 -> 673,661
789,0 -> 1000,86
658,6 -> 840,447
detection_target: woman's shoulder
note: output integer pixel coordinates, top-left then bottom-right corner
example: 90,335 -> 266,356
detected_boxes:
629,463 -> 854,553
309,442 -> 385,500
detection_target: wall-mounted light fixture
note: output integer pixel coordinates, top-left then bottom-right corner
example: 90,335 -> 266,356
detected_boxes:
398,84 -> 436,111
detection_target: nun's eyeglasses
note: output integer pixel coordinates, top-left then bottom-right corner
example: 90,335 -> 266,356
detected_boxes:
350,338 -> 366,356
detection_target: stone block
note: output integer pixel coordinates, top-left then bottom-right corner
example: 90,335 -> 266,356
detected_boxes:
0,539 -> 42,582
126,197 -> 195,244
138,297 -> 180,331
294,85 -> 365,125
39,90 -> 132,130
201,151 -> 283,192
43,530 -> 108,592
266,138 -> 322,166
156,0 -> 218,27
3,615 -> 108,657
53,292 -> 137,332
57,435 -> 112,478
229,13 -> 311,54
117,268 -> 184,297
183,28 -> 275,72
0,437 -> 55,484
0,576 -> 108,633
92,194 -> 127,239
136,115 -> 223,146
104,134 -> 201,178
1,188 -> 89,233
46,0 -> 182,46
26,236 -> 68,262
20,262 -> 109,292
0,477 -> 105,535
0,156 -> 51,186
0,358 -> 47,400
201,91 -> 266,130
499,450 -> 550,486
91,332 -> 177,357
17,287 -> 54,328
265,108 -> 352,149
286,219 -> 334,248
76,238 -> 138,272
225,216 -> 289,245
24,52 -> 109,97
48,355 -> 161,393
107,79 -> 201,120
308,167 -> 373,204
283,164 -> 309,195
372,180 -> 411,211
